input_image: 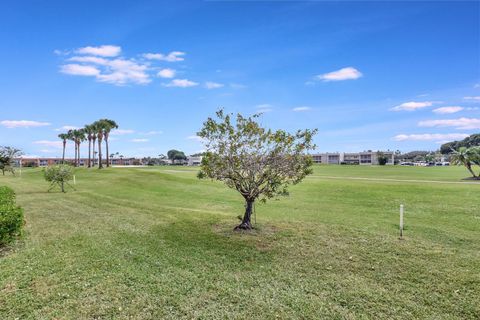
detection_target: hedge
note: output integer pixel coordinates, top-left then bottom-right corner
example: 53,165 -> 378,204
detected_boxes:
0,186 -> 24,245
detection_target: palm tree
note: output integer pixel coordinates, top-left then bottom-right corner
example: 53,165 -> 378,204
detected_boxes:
100,119 -> 118,168
67,129 -> 77,166
84,124 -> 95,168
75,129 -> 86,166
58,133 -> 70,164
450,147 -> 477,178
92,120 -> 105,169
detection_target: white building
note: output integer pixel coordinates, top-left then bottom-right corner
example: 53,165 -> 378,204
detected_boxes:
187,156 -> 203,166
312,151 -> 394,165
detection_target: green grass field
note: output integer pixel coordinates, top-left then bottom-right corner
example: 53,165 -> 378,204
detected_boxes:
1,165 -> 479,319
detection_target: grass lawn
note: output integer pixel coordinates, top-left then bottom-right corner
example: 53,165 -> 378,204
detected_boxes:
0,165 -> 479,319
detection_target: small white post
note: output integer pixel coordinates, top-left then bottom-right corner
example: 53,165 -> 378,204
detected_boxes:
399,204 -> 404,239
73,175 -> 76,185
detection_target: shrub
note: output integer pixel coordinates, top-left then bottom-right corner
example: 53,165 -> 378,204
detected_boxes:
0,186 -> 24,246
43,164 -> 74,193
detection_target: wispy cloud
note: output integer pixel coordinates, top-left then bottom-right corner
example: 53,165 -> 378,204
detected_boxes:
187,135 -> 204,142
390,101 -> 434,112
157,68 -> 176,78
142,130 -> 163,136
1,120 -> 51,128
163,79 -> 198,88
464,96 -> 480,101
61,64 -> 100,76
76,45 -> 121,57
143,51 -> 185,62
205,81 -> 224,89
230,83 -> 247,89
111,129 -> 135,135
418,117 -> 480,130
315,67 -> 362,82
256,104 -> 273,113
54,125 -> 79,132
432,106 -> 463,114
33,140 -> 63,148
292,106 -> 312,112
393,133 -> 470,142
59,45 -> 189,86
131,138 -> 149,143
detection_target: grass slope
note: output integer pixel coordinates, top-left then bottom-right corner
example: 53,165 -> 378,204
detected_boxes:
0,165 -> 479,319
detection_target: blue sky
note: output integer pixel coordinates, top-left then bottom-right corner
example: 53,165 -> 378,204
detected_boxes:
1,0 -> 479,158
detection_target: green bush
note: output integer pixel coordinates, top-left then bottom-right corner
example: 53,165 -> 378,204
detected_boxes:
43,164 -> 74,192
0,186 -> 24,246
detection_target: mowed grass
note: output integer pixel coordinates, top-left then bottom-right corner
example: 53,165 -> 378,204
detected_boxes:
0,165 -> 479,319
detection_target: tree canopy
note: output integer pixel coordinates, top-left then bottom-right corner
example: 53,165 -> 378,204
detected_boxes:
197,110 -> 317,230
167,149 -> 187,161
440,134 -> 480,154
0,146 -> 22,175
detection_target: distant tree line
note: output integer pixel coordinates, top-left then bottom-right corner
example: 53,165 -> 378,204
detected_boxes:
440,134 -> 480,154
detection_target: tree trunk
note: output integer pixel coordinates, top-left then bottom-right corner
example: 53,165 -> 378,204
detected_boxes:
61,181 -> 65,193
62,141 -> 66,164
105,133 -> 110,167
78,143 -> 81,167
74,143 -> 78,167
466,164 -> 477,178
234,200 -> 254,230
92,139 -> 96,166
98,138 -> 103,169
88,138 -> 91,168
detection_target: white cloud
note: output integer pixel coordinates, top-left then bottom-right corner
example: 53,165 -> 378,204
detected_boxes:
205,81 -> 224,89
432,106 -> 463,114
111,129 -> 135,135
292,106 -> 312,112
187,135 -> 204,142
390,101 -> 434,111
61,48 -> 151,85
96,59 -> 150,85
157,68 -> 176,78
256,104 -> 273,113
33,140 -> 63,148
142,130 -> 163,135
464,96 -> 480,101
230,83 -> 247,89
474,84 -> 480,89
54,125 -> 79,131
418,117 -> 480,130
39,149 -> 56,153
61,64 -> 100,76
316,67 -> 362,82
131,138 -> 149,143
143,51 -> 185,62
163,79 -> 198,88
1,120 -> 51,128
393,133 -> 470,142
76,45 -> 121,57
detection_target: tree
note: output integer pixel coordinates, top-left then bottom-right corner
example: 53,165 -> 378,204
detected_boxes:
92,121 -> 105,169
73,129 -> 86,166
84,124 -> 95,168
67,129 -> 77,165
167,149 -> 187,164
450,147 -> 477,178
43,164 -> 75,193
376,151 -> 389,165
440,133 -> 480,154
100,119 -> 118,167
0,147 -> 22,175
197,110 -> 317,230
58,133 -> 70,164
